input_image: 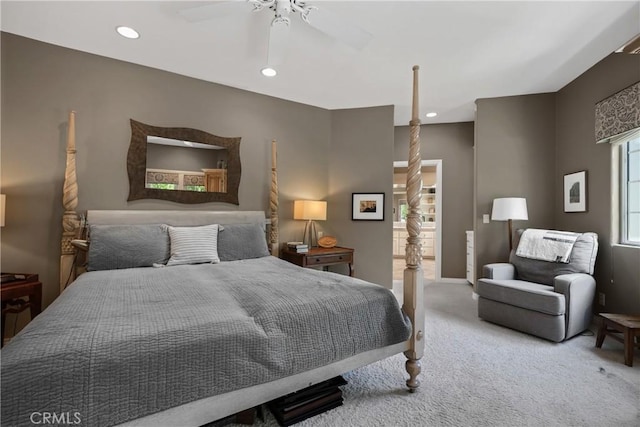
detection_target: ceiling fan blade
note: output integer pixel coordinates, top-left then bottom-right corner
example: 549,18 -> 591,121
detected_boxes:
267,19 -> 290,66
178,1 -> 245,23
306,7 -> 372,50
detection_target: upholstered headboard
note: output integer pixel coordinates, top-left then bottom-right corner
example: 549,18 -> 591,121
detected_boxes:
86,210 -> 267,230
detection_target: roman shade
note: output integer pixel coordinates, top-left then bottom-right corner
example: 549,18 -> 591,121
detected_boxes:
595,81 -> 640,144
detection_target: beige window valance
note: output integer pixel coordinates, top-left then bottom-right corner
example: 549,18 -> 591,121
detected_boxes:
595,81 -> 640,144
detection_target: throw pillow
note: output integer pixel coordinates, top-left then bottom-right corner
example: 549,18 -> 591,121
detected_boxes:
166,224 -> 220,266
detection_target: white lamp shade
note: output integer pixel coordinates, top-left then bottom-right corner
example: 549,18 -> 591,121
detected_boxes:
0,194 -> 5,227
491,197 -> 528,221
293,200 -> 327,221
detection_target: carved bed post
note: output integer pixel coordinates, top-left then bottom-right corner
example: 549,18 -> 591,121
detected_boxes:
269,140 -> 279,256
403,66 -> 424,393
60,110 -> 81,293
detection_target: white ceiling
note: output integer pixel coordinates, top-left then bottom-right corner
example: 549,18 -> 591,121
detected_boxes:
1,1 -> 639,125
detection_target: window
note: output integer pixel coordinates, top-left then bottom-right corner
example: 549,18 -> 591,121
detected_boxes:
145,169 -> 205,192
184,185 -> 206,192
399,200 -> 408,221
621,136 -> 640,245
147,183 -> 177,190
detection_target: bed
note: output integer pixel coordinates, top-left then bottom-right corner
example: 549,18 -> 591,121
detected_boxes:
1,67 -> 426,427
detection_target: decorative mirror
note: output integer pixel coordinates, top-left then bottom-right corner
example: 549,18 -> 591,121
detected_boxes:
127,119 -> 241,204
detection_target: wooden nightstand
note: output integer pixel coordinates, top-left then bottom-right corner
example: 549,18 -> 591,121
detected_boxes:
1,273 -> 42,347
281,247 -> 355,277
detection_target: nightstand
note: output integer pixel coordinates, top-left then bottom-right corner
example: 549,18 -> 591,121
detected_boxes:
281,247 -> 354,277
1,273 -> 42,347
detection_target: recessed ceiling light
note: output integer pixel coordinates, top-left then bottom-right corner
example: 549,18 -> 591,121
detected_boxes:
116,26 -> 140,39
426,112 -> 438,118
261,67 -> 277,77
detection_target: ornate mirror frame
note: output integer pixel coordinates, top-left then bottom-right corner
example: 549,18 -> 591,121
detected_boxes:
127,119 -> 241,204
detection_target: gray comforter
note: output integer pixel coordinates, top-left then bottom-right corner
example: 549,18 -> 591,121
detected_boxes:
1,256 -> 411,426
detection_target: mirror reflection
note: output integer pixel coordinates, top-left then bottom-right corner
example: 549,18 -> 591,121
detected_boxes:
127,119 -> 241,205
145,136 -> 229,193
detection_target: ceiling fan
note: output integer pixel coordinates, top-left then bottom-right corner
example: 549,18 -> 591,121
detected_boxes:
179,0 -> 372,70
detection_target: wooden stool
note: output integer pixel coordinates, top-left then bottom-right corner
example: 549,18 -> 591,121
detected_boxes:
595,313 -> 640,367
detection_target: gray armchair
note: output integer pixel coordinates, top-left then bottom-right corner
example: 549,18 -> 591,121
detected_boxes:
476,230 -> 598,342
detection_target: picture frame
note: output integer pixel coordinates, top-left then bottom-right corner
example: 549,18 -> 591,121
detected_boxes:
563,170 -> 587,212
352,193 -> 385,221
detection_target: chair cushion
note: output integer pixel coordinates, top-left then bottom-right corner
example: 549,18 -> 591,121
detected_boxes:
509,231 -> 598,285
476,279 -> 566,316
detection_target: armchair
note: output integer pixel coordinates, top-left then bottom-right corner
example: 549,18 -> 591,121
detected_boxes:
476,230 -> 598,342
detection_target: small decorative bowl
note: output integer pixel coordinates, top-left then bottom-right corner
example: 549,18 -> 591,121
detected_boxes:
318,236 -> 337,248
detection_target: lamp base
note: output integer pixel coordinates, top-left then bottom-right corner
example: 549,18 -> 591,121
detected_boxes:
302,220 -> 319,247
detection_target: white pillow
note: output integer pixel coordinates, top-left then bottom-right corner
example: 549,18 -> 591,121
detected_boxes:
166,224 -> 220,266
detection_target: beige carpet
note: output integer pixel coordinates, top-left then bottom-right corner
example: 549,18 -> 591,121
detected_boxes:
230,282 -> 640,427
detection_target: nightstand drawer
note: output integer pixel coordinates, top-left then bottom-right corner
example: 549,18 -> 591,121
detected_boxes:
306,253 -> 353,266
281,246 -> 354,277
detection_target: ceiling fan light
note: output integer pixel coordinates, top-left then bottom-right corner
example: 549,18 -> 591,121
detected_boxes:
116,26 -> 140,39
426,112 -> 438,118
261,67 -> 277,77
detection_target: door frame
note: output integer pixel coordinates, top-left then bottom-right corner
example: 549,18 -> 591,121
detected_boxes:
393,159 -> 442,281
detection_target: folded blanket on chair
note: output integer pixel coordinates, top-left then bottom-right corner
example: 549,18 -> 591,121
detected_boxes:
515,229 -> 580,263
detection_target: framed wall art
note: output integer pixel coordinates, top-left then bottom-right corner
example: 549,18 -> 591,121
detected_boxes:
563,170 -> 587,212
352,193 -> 385,221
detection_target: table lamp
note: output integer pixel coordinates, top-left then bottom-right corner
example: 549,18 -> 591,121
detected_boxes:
293,200 -> 327,247
491,197 -> 528,251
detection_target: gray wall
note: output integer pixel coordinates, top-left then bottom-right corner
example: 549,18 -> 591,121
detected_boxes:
555,52 -> 640,314
474,94 -> 557,278
328,106 -> 395,287
0,33 -> 331,311
394,123 -> 475,278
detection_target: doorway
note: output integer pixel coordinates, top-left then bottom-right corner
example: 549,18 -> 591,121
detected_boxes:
392,160 -> 442,285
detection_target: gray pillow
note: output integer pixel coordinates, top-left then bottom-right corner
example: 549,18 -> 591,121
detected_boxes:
217,223 -> 270,261
87,224 -> 170,271
510,229 -> 598,285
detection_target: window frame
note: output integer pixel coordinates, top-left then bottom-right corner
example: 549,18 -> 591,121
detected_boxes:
620,136 -> 640,246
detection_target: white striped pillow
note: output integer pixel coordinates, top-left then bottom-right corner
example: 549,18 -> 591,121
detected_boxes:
166,224 -> 220,266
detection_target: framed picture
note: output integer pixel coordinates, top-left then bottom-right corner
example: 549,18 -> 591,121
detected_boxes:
352,193 -> 385,221
563,170 -> 587,212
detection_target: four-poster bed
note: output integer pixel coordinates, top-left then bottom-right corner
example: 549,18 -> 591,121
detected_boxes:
2,67 -> 425,426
